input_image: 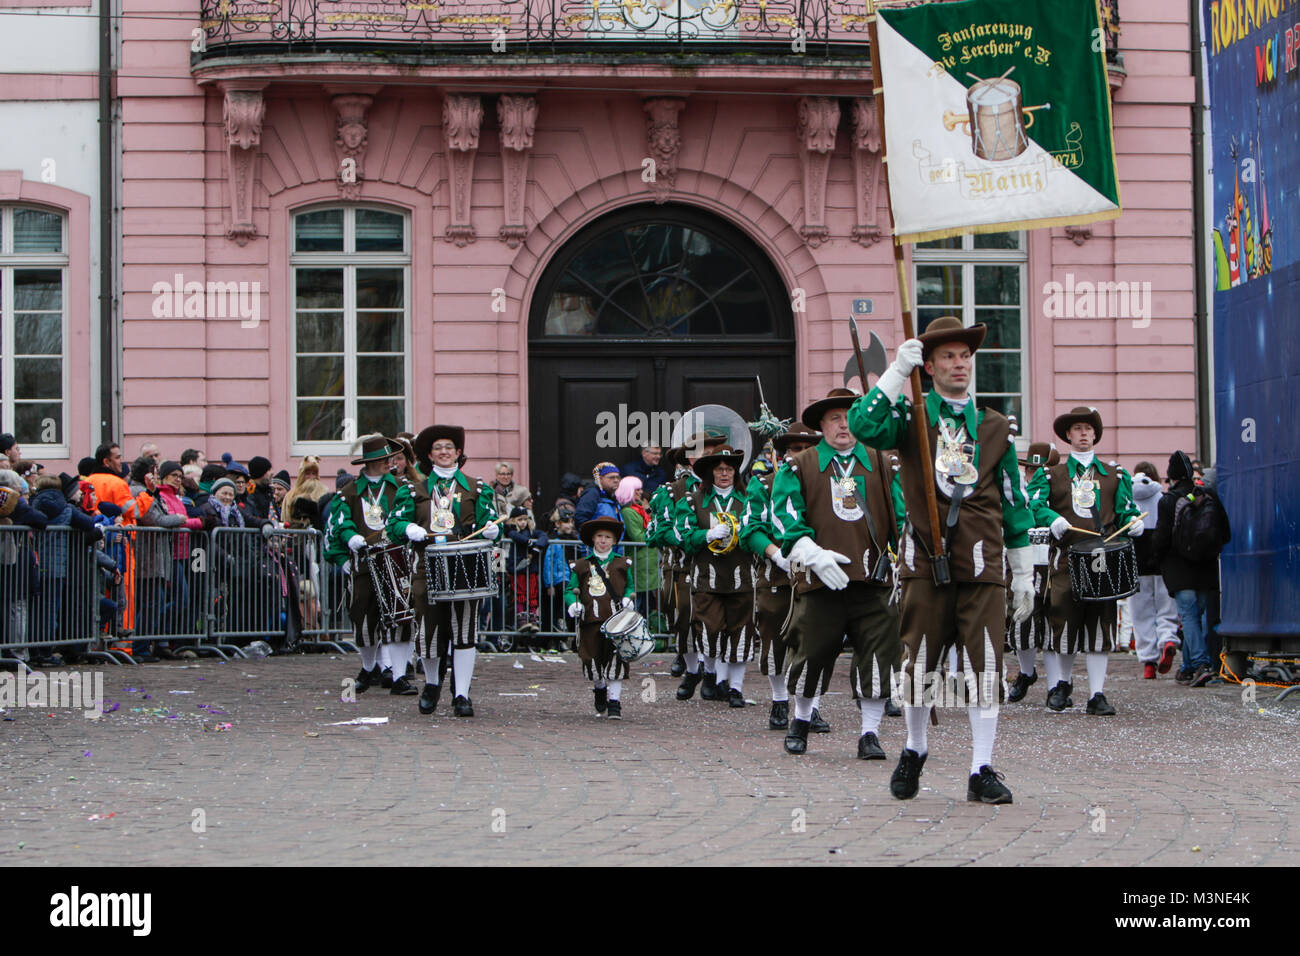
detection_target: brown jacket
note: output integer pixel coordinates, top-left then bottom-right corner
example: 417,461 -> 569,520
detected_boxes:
569,554 -> 632,624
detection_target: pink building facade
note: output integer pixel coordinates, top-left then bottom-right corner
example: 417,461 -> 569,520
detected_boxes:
19,0 -> 1195,490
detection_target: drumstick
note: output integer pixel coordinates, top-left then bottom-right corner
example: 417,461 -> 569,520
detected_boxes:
1103,513 -> 1147,543
459,514 -> 510,542
1068,525 -> 1102,536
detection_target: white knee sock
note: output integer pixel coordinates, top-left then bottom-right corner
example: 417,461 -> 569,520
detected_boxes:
608,680 -> 622,702
728,663 -> 745,693
379,643 -> 392,671
422,657 -> 440,686
812,694 -> 822,713
1058,652 -> 1076,682
793,695 -> 815,722
594,678 -> 607,690
1086,652 -> 1108,696
1016,649 -> 1036,676
716,660 -> 730,683
359,645 -> 378,670
904,704 -> 930,756
768,672 -> 788,702
858,697 -> 886,735
947,646 -> 959,673
684,650 -> 700,671
968,705 -> 999,774
387,641 -> 412,676
704,656 -> 717,675
453,647 -> 476,699
1044,651 -> 1060,688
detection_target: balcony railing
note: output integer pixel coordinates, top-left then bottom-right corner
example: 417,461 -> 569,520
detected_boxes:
197,0 -> 876,56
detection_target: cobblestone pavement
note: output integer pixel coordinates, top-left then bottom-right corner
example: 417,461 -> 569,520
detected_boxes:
0,651 -> 1296,866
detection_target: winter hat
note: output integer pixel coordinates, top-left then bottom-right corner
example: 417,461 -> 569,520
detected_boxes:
210,477 -> 237,497
221,452 -> 250,478
509,506 -> 530,519
248,456 -> 272,480
1167,450 -> 1194,483
271,469 -> 292,491
335,469 -> 354,492
59,473 -> 81,499
159,460 -> 183,480
76,457 -> 97,477
1131,471 -> 1162,529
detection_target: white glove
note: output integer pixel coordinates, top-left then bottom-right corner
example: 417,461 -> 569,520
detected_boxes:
789,536 -> 851,590
1127,521 -> 1144,538
1050,516 -> 1071,539
405,524 -> 427,543
1007,546 -> 1035,624
567,602 -> 583,620
480,522 -> 500,541
770,549 -> 791,573
706,523 -> 731,543
621,597 -> 635,610
875,338 -> 925,403
347,534 -> 366,553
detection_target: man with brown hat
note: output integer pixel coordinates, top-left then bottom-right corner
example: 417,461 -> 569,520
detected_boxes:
849,316 -> 1036,805
674,444 -> 764,707
388,424 -> 500,718
1027,408 -> 1142,716
647,431 -> 727,694
1006,442 -> 1059,702
771,391 -> 902,758
743,421 -> 821,730
324,434 -> 416,695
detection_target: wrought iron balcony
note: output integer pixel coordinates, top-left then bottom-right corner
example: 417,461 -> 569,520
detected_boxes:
197,0 -> 876,58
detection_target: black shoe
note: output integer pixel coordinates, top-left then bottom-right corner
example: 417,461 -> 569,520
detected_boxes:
768,700 -> 789,730
1086,692 -> 1116,715
418,683 -> 441,715
369,665 -> 383,687
728,688 -> 746,708
676,667 -> 704,700
453,695 -> 474,717
1174,667 -> 1196,685
390,674 -> 418,696
594,686 -> 608,716
670,654 -> 686,677
415,658 -> 425,675
700,671 -> 718,700
784,718 -> 810,755
1008,670 -> 1037,703
380,668 -> 394,689
857,732 -> 886,760
890,749 -> 926,799
354,668 -> 374,694
714,679 -> 731,702
607,699 -> 622,720
1046,680 -> 1073,712
810,708 -> 830,733
884,697 -> 902,718
1189,665 -> 1214,688
405,662 -> 415,678
968,765 -> 1014,804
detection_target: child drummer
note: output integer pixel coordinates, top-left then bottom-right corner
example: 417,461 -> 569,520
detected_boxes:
564,517 -> 636,719
1027,407 -> 1142,716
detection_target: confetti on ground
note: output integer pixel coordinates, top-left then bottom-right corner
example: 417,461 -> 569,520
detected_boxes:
88,813 -> 116,822
327,717 -> 389,726
169,690 -> 195,695
304,732 -> 320,738
500,693 -> 538,697
82,751 -> 92,758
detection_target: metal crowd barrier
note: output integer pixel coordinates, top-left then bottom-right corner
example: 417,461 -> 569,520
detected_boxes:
0,525 -> 122,672
477,538 -> 673,652
0,524 -> 354,669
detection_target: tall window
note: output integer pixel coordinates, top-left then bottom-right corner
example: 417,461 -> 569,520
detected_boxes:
290,207 -> 409,454
914,231 -> 1027,429
0,206 -> 67,455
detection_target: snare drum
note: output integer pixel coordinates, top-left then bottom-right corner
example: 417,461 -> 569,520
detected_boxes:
365,542 -> 415,628
602,607 -> 655,664
966,76 -> 1028,162
424,538 -> 497,602
1066,538 -> 1138,602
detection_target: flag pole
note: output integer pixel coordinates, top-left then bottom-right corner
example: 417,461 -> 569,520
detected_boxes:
865,0 -> 949,582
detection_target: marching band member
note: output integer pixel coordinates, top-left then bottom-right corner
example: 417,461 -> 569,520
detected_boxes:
771,391 -> 902,758
647,432 -> 727,699
387,424 -> 499,718
743,422 -> 820,730
565,517 -> 636,718
1027,408 -> 1141,716
850,317 -> 1036,805
324,435 -> 415,695
1007,442 -> 1058,702
674,444 -> 763,707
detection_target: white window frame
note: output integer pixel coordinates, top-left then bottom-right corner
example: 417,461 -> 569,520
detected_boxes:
0,205 -> 70,459
913,232 -> 1029,448
289,206 -> 411,457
